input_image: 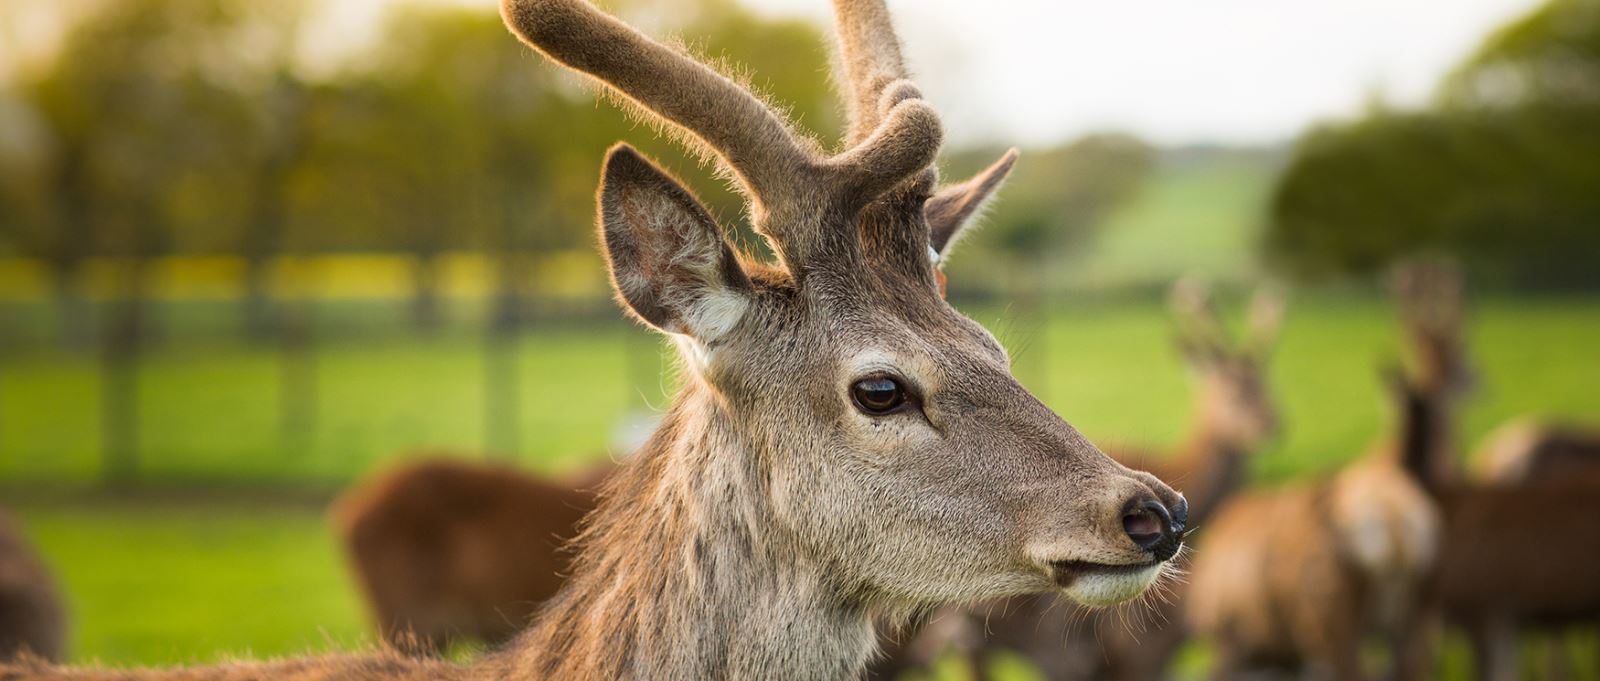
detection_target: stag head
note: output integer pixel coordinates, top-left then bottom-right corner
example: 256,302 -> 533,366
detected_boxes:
1170,278 -> 1283,450
1391,258 -> 1474,397
500,0 -> 1185,610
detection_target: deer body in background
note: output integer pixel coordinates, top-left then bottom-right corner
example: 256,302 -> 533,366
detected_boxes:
872,281 -> 1282,681
331,458 -> 606,655
0,508 -> 65,664
1186,268 -> 1458,681
4,1 -> 1189,679
1386,262 -> 1600,681
1186,368 -> 1442,681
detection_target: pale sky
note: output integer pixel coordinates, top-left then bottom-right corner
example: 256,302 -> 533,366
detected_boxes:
750,0 -> 1542,146
7,0 -> 1543,147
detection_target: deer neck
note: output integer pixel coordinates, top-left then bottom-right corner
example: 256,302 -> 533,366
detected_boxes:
486,385 -> 875,681
1173,418 -> 1252,526
1397,388 -> 1459,493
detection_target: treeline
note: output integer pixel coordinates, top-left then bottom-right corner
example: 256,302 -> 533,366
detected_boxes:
1266,0 -> 1600,289
0,0 -> 853,341
0,0 -> 1154,344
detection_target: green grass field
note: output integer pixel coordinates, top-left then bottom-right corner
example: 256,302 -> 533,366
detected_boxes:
5,295 -> 1599,672
1081,153 -> 1276,286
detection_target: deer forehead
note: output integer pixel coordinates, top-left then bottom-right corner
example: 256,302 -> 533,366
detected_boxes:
844,348 -> 939,382
838,328 -> 1006,387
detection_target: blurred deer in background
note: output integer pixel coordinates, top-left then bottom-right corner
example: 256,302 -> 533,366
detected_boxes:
1386,261 -> 1600,681
872,279 -> 1282,681
5,0 -> 1190,678
1388,259 -> 1475,489
0,507 -> 66,663
331,457 -> 606,655
1186,369 -> 1442,681
1186,267 -> 1450,681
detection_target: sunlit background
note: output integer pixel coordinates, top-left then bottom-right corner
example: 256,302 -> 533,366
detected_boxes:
0,0 -> 1596,678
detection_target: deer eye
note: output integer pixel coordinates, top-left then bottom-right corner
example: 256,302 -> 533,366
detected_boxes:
851,376 -> 907,415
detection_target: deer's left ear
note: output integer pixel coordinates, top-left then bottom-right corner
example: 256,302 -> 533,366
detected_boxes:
597,145 -> 753,344
925,148 -> 1019,258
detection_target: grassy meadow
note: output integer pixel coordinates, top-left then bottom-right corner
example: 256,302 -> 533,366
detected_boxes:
5,295 -> 1600,672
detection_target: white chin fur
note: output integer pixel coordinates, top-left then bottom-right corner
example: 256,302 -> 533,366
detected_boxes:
1063,563 -> 1163,607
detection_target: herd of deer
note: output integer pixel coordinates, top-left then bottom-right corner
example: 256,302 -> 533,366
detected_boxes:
1,1 -> 1597,679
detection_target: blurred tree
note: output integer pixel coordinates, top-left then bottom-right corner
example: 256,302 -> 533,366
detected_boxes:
940,134 -> 1153,393
2,0 -> 305,479
977,134 -> 1155,261
1438,0 -> 1600,109
2,0 -> 302,346
0,0 -> 846,339
944,133 -> 1154,303
1266,0 -> 1600,288
285,0 -> 840,332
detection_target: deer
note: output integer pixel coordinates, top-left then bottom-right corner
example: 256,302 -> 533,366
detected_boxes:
1185,267 -> 1452,681
872,279 -> 1283,681
0,508 -> 65,664
2,1 -> 1189,679
1185,367 -> 1442,681
330,457 -> 608,656
1383,261 -> 1600,681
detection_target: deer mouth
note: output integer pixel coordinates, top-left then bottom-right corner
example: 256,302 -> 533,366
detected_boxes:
1049,559 -> 1165,607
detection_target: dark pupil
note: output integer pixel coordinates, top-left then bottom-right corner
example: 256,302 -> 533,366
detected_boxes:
854,378 -> 902,412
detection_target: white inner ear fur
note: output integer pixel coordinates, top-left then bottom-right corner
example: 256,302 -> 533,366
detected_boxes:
681,288 -> 748,342
671,290 -> 748,371
622,187 -> 749,350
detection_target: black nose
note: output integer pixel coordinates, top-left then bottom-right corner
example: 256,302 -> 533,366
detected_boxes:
1169,495 -> 1189,534
1122,497 -> 1184,562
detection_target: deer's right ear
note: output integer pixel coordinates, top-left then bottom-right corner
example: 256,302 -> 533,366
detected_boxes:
926,149 -> 1019,257
598,145 -> 752,343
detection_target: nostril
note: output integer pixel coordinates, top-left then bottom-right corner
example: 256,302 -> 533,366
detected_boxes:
1169,496 -> 1189,534
1122,502 -> 1166,551
1142,498 -> 1173,529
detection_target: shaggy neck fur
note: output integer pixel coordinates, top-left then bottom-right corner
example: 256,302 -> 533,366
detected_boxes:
483,384 -> 877,681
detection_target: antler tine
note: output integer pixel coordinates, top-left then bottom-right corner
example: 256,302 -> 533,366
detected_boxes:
500,0 -> 816,214
502,0 -> 942,264
819,0 -> 946,276
1426,259 -> 1464,332
1246,284 -> 1286,355
1169,277 -> 1229,349
1391,258 -> 1461,336
1390,261 -> 1428,329
827,0 -> 943,201
833,0 -> 912,145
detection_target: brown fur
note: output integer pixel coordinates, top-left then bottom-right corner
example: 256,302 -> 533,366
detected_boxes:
1428,480 -> 1600,681
0,510 -> 65,663
10,1 -> 1187,679
330,458 -> 604,655
874,282 -> 1283,681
